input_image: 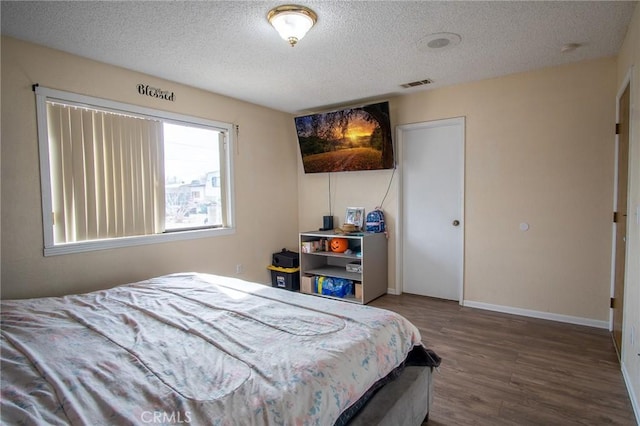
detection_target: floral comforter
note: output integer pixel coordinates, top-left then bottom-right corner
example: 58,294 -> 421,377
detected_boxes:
1,273 -> 426,425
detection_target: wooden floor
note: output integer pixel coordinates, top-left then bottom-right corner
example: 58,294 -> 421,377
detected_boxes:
369,293 -> 637,426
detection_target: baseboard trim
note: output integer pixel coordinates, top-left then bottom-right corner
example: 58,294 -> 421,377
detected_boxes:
462,300 -> 609,329
387,288 -> 400,295
621,362 -> 640,424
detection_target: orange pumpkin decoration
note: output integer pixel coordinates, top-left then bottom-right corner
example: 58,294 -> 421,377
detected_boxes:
330,238 -> 349,253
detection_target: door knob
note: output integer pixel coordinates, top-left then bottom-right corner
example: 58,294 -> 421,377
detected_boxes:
452,220 -> 460,226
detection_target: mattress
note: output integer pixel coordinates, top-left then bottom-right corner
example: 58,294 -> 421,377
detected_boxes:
1,272 -> 438,425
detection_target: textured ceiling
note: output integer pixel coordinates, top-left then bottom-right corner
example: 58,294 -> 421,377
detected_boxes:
1,1 -> 637,114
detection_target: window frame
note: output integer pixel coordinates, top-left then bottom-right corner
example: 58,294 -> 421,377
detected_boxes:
35,86 -> 235,256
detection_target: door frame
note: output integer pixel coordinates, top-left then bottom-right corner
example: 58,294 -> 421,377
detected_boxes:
395,117 -> 465,303
609,67 -> 633,336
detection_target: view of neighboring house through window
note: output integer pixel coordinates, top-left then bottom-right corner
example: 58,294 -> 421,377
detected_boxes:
35,86 -> 234,255
164,123 -> 222,230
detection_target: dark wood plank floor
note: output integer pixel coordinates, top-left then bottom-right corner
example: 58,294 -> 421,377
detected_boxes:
370,293 -> 637,425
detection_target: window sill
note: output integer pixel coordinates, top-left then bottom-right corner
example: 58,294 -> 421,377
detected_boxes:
44,226 -> 235,256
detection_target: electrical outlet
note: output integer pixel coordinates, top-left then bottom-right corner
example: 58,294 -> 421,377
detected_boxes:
235,264 -> 243,274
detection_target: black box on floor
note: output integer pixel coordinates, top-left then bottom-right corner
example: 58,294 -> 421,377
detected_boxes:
272,249 -> 299,268
268,265 -> 300,291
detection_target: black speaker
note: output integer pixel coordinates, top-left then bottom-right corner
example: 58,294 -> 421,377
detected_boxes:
322,215 -> 334,231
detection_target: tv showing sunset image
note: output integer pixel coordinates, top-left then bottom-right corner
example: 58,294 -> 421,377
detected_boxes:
295,101 -> 394,173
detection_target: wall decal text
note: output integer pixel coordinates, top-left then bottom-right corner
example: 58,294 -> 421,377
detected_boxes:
137,84 -> 175,102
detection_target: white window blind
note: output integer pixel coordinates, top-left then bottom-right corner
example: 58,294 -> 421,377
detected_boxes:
47,103 -> 165,243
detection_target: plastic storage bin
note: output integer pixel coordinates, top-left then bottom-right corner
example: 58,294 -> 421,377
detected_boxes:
267,265 -> 300,291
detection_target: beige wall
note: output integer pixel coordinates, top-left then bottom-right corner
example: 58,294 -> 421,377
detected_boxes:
1,36 -> 300,299
616,2 -> 640,418
299,57 -> 617,324
2,36 -> 620,320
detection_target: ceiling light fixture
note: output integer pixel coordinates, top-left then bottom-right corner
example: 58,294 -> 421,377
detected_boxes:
267,4 -> 317,47
416,32 -> 461,53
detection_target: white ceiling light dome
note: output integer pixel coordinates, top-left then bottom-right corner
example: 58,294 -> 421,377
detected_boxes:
268,5 -> 317,47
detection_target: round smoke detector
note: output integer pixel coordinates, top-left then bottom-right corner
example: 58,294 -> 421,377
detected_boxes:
417,32 -> 462,52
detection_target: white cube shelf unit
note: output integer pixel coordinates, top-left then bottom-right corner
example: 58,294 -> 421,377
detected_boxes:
299,230 -> 388,304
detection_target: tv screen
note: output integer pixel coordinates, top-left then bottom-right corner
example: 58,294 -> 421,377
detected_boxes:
295,101 -> 394,173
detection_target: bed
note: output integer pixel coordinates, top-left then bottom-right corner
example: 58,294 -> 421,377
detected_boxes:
1,272 -> 440,425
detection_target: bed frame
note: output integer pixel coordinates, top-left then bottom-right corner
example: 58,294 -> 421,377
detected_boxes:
349,366 -> 434,425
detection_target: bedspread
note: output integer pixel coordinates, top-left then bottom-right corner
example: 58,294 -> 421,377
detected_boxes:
1,273 -> 426,425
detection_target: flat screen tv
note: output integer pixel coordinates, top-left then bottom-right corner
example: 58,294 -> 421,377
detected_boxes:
295,101 -> 394,173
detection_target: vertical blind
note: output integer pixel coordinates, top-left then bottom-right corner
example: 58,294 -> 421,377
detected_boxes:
46,102 -> 165,243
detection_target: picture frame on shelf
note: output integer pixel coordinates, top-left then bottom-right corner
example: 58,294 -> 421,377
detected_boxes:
345,207 -> 365,229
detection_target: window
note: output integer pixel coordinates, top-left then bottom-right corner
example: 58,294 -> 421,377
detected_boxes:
35,86 -> 235,255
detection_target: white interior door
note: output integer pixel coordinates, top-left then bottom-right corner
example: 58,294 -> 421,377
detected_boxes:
399,118 -> 464,301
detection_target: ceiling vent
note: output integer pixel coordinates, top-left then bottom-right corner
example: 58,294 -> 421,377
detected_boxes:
401,79 -> 433,89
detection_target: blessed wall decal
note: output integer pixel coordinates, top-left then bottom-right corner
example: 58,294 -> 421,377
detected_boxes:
137,84 -> 175,101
